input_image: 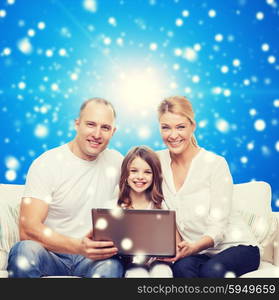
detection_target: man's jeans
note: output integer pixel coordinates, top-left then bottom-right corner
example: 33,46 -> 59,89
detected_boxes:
7,240 -> 124,278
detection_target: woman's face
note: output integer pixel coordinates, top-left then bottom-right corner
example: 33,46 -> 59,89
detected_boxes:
127,156 -> 153,194
159,112 -> 195,155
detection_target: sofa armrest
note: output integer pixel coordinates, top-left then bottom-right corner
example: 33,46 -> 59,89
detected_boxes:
272,212 -> 279,266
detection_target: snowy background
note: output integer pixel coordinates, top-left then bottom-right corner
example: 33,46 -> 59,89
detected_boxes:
0,0 -> 278,211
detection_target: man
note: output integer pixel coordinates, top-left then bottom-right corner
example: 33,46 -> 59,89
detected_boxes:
7,98 -> 124,278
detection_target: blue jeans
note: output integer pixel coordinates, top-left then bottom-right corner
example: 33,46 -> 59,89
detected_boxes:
7,240 -> 124,278
172,245 -> 260,278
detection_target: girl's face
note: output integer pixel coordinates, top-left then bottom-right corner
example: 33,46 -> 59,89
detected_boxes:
127,156 -> 153,194
159,112 -> 195,155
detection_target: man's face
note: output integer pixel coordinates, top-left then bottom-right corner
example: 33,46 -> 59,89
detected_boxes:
74,102 -> 116,160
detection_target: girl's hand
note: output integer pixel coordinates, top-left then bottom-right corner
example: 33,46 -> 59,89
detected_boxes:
120,203 -> 132,209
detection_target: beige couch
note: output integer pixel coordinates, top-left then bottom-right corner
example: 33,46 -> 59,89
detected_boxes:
0,181 -> 278,278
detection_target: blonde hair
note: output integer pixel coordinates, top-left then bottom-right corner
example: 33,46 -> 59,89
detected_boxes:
158,96 -> 198,147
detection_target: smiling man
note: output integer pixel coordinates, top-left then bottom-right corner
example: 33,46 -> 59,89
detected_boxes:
70,99 -> 117,161
7,98 -> 124,278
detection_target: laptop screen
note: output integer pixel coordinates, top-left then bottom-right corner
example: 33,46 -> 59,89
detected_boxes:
92,208 -> 176,257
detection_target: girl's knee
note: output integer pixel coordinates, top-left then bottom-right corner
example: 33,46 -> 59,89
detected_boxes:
149,263 -> 173,278
125,267 -> 150,278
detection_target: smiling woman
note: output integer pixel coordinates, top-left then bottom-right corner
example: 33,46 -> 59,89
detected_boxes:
156,96 -> 261,278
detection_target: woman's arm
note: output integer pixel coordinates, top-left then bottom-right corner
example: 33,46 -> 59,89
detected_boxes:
203,157 -> 233,247
176,236 -> 214,259
161,235 -> 214,262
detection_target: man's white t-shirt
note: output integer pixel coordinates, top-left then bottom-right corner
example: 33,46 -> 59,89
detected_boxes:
23,144 -> 123,238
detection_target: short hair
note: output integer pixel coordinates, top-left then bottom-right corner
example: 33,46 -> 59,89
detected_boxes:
79,97 -> 116,118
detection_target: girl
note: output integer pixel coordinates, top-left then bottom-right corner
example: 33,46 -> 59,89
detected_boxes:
117,146 -> 173,277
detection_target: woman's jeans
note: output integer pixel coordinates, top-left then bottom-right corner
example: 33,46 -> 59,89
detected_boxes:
172,245 -> 260,278
7,240 -> 124,278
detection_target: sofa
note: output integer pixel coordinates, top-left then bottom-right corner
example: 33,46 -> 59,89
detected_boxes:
0,181 -> 278,278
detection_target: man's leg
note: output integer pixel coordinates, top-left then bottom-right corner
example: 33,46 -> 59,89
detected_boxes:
7,240 -> 72,278
199,245 -> 260,278
172,254 -> 210,278
73,255 -> 124,278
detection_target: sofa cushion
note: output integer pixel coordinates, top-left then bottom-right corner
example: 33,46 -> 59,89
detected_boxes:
0,250 -> 8,271
0,184 -> 25,207
240,262 -> 279,278
0,269 -> 8,278
232,181 -> 271,215
232,181 -> 277,263
239,210 -> 278,263
0,184 -> 24,269
0,203 -> 20,269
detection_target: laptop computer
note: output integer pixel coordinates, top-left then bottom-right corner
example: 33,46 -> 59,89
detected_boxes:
92,208 -> 176,257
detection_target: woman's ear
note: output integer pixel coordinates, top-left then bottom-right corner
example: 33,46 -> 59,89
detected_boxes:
191,121 -> 196,133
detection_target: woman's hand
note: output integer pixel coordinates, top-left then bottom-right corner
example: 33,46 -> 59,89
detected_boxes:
158,236 -> 214,263
176,241 -> 197,259
158,241 -> 197,263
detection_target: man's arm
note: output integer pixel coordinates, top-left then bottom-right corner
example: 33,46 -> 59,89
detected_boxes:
20,197 -> 118,260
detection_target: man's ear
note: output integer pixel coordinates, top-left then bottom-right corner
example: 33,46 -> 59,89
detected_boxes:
74,118 -> 80,131
112,127 -> 117,136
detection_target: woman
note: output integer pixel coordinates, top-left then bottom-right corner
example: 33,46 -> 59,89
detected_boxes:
156,96 -> 260,278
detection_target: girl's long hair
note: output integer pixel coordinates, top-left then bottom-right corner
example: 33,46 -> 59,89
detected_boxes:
117,146 -> 164,209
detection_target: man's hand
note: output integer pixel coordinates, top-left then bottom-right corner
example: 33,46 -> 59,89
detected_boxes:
80,230 -> 118,260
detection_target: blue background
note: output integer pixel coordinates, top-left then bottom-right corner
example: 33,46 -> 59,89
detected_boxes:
0,0 -> 278,211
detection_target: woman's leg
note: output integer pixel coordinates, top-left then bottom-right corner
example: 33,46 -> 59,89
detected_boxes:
172,254 -> 210,278
200,245 -> 260,278
7,240 -> 71,278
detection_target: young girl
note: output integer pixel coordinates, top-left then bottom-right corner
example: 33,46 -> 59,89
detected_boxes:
117,146 -> 173,277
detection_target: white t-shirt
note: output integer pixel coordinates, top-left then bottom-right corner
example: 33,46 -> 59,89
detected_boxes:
23,144 -> 123,238
157,147 -> 258,255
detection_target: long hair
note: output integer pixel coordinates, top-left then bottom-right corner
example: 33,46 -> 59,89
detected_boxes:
158,95 -> 198,147
117,146 -> 164,209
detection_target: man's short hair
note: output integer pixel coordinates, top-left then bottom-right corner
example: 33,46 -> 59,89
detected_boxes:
79,97 -> 116,118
